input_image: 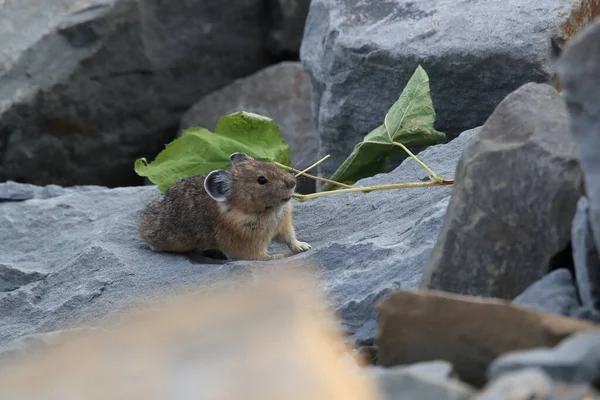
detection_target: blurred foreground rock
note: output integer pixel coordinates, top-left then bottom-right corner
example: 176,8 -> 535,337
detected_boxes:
376,289 -> 599,387
0,268 -> 378,399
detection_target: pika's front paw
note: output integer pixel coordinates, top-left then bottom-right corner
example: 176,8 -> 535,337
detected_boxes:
290,240 -> 312,254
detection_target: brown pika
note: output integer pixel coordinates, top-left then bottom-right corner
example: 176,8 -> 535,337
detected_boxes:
138,152 -> 312,261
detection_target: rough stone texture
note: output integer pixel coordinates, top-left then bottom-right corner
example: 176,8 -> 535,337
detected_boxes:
558,17 -> 600,283
0,127 -> 478,351
474,368 -> 600,400
179,62 -> 319,194
0,181 -> 103,202
420,83 -> 583,299
0,0 -> 279,188
488,331 -> 600,385
512,269 -> 581,317
300,0 -> 599,179
367,362 -> 475,400
572,197 -> 600,316
266,0 -> 312,57
376,289 -> 599,387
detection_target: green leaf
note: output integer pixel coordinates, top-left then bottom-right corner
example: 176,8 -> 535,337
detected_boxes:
322,65 -> 445,191
134,111 -> 291,192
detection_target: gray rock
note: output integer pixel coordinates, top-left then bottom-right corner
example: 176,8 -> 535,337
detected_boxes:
420,83 -> 583,299
367,361 -> 475,400
0,0 -> 276,188
474,368 -> 599,400
513,269 -> 581,317
558,18 -> 600,255
300,0 -> 593,180
0,127 -> 478,350
266,0 -> 312,57
488,331 -> 600,385
369,360 -> 457,380
179,62 -> 319,194
572,197 -> 600,313
0,181 -> 103,202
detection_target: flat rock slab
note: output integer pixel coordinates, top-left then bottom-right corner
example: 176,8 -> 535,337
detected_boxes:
300,0 -> 598,179
0,127 -> 478,350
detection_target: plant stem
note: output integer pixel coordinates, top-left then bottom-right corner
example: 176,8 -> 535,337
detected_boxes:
294,155 -> 330,177
292,179 -> 454,202
392,141 -> 443,183
273,161 -> 354,189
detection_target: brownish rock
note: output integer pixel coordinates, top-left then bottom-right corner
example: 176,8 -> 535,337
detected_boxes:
376,289 -> 600,388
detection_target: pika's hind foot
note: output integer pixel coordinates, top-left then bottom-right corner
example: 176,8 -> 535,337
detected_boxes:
262,253 -> 284,261
290,240 -> 312,254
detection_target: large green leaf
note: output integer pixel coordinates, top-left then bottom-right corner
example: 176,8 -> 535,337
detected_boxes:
322,65 -> 445,191
134,111 -> 291,192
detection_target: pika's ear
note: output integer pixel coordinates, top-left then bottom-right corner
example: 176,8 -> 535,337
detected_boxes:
230,152 -> 254,165
204,170 -> 232,202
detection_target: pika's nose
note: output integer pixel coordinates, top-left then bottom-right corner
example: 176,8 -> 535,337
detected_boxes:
284,175 -> 296,189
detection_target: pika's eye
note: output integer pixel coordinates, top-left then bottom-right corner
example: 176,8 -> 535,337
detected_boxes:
257,176 -> 267,185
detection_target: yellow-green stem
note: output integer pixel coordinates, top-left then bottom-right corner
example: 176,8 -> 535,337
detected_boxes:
273,161 -> 353,189
392,141 -> 443,183
294,155 -> 330,177
292,180 -> 453,202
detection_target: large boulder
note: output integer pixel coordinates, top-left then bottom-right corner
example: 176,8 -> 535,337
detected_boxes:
420,83 -> 583,299
558,17 -> 600,258
266,0 -> 312,57
0,127 -> 477,350
0,0 -> 294,188
179,62 -> 319,194
300,0 -> 599,179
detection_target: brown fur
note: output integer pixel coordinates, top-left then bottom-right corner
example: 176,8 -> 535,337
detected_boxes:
137,153 -> 311,260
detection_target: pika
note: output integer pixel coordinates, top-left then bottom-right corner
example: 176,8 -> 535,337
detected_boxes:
138,152 -> 312,261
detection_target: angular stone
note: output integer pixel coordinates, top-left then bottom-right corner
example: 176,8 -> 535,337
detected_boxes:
474,368 -> 599,400
421,83 -> 583,299
300,0 -> 598,179
0,0 -> 275,188
572,197 -> 600,313
376,289 -> 599,387
558,17 -> 600,256
512,269 -> 581,317
488,331 -> 600,385
179,62 -> 319,194
0,127 -> 478,350
367,361 -> 475,400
